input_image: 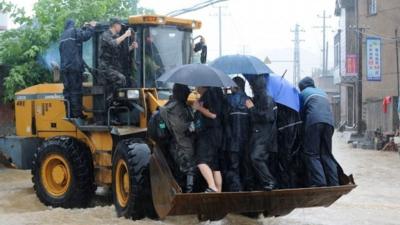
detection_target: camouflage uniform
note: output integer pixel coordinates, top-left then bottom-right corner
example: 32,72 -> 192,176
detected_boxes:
98,29 -> 126,90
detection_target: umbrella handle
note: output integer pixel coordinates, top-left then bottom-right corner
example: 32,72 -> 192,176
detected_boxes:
281,69 -> 287,79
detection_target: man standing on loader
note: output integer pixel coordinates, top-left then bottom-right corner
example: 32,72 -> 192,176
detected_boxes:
298,77 -> 339,187
99,18 -> 138,102
59,19 -> 96,119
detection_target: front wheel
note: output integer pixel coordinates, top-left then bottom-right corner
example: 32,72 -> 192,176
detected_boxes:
31,136 -> 95,208
112,139 -> 155,220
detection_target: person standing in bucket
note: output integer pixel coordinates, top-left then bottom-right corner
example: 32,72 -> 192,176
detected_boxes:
193,87 -> 224,193
298,76 -> 339,187
246,75 -> 278,191
59,19 -> 96,119
224,77 -> 251,192
160,84 -> 197,193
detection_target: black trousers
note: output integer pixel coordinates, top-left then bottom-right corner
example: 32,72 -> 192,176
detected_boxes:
224,147 -> 244,192
302,123 -> 339,187
249,127 -> 277,187
62,70 -> 83,118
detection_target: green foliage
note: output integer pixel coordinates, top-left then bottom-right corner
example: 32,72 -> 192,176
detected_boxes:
0,0 -> 152,102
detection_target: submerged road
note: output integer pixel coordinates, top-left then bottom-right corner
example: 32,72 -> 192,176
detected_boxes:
0,133 -> 399,225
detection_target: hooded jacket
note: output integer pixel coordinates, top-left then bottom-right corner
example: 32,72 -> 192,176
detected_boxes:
298,77 -> 334,128
59,19 -> 94,72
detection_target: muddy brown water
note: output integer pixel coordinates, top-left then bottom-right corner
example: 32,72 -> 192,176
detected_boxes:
0,133 -> 399,225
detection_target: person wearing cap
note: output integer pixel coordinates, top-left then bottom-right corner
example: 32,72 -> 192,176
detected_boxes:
59,19 -> 96,119
298,76 -> 339,187
98,18 -> 138,102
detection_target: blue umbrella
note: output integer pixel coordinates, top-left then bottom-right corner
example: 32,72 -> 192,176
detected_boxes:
244,74 -> 300,112
210,54 -> 274,75
266,74 -> 300,112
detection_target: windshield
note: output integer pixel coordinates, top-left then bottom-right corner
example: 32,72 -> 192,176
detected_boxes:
143,26 -> 191,88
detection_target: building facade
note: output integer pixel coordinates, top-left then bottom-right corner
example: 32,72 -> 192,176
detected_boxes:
334,0 -> 400,132
334,0 -> 358,127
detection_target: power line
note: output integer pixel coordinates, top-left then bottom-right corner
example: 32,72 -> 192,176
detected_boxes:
166,0 -> 228,17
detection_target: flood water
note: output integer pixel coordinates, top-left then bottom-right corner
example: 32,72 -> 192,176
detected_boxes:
1,133 -> 399,225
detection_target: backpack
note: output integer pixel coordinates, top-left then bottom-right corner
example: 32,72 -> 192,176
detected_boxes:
148,110 -> 171,142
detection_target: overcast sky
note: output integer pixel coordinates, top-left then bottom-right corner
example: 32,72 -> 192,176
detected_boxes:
10,0 -> 338,83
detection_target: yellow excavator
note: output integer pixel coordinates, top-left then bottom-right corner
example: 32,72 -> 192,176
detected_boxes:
0,15 -> 356,221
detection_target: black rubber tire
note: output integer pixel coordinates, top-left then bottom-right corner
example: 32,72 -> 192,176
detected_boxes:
112,138 -> 156,220
31,136 -> 95,208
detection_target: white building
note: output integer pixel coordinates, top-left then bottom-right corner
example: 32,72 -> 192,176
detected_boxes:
0,12 -> 8,31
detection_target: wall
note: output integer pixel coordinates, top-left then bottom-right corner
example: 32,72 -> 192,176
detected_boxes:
0,103 -> 15,136
363,97 -> 395,132
359,0 -> 400,100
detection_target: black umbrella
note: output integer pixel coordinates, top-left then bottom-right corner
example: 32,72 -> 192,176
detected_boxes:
157,64 -> 237,87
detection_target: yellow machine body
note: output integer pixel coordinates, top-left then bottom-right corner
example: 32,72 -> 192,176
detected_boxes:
14,83 -> 165,185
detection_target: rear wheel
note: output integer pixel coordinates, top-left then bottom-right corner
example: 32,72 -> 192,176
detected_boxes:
112,138 -> 155,220
32,136 -> 95,208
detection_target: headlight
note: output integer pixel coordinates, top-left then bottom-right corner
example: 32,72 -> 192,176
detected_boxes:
118,91 -> 126,98
127,90 -> 140,99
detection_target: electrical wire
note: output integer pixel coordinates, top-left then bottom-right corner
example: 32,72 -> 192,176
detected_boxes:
166,0 -> 228,17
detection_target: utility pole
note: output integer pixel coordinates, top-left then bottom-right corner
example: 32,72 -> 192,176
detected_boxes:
356,27 -> 365,135
218,6 -> 222,57
314,10 -> 332,76
291,24 -> 305,84
325,41 -> 329,73
210,5 -> 228,57
396,28 -> 400,97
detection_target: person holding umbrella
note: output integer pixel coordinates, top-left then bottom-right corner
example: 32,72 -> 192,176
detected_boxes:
156,63 -> 237,192
193,87 -> 225,193
245,75 -> 278,191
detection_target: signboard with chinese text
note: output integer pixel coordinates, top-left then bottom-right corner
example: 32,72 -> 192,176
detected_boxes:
346,54 -> 358,76
366,37 -> 381,81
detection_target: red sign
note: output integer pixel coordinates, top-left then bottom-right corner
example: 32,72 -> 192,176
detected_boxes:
346,54 -> 357,76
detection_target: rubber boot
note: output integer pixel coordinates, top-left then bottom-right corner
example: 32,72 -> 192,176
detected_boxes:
185,175 -> 194,193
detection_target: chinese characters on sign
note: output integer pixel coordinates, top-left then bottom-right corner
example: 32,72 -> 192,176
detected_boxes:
366,37 -> 381,81
346,54 -> 358,76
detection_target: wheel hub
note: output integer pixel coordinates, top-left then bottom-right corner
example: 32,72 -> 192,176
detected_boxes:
41,154 -> 71,197
52,165 -> 67,185
116,159 -> 130,207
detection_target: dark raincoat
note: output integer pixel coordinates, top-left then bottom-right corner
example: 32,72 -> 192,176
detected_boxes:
160,100 -> 196,176
59,19 -> 94,73
59,19 -> 94,118
249,94 -> 278,188
224,91 -> 251,191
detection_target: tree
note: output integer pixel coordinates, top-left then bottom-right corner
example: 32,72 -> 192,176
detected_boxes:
0,0 -> 153,101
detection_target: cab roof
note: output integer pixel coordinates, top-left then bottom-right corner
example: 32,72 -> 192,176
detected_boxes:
128,15 -> 201,29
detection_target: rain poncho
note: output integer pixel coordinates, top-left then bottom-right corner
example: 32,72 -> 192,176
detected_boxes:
59,19 -> 94,72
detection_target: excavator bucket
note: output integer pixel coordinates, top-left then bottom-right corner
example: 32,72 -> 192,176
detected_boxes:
149,147 -> 356,220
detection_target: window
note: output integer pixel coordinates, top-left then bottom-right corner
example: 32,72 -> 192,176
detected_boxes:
368,0 -> 377,16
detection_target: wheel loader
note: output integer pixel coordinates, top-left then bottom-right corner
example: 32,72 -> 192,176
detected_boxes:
0,15 -> 356,221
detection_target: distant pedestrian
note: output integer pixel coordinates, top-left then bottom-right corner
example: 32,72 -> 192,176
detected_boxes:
298,76 -> 339,187
59,19 -> 96,118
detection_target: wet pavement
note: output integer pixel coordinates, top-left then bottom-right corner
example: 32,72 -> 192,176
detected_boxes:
0,133 -> 399,225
